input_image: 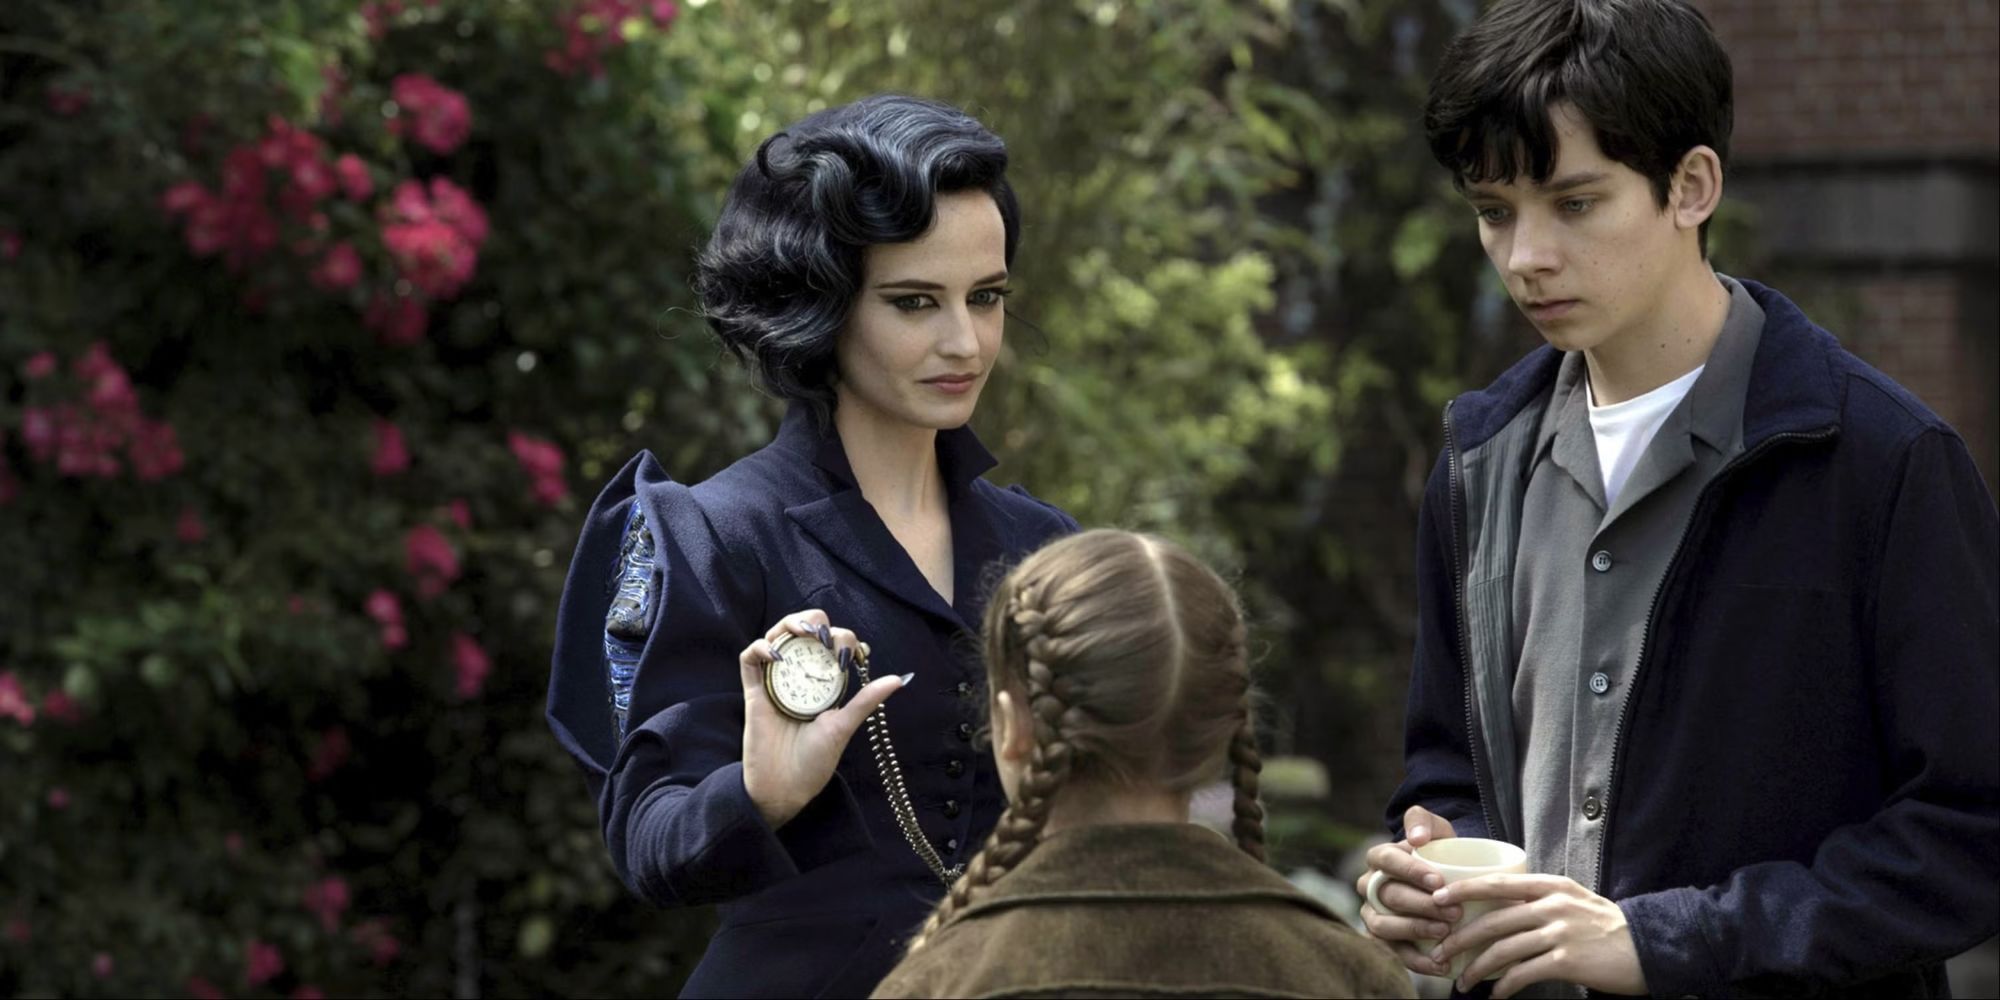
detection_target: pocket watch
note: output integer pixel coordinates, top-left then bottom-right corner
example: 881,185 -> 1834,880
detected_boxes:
765,632 -> 848,721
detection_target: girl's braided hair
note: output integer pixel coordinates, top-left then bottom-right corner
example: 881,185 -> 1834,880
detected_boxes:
904,529 -> 1263,953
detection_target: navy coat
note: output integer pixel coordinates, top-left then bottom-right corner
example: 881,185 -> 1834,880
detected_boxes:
1389,280 -> 1999,997
546,405 -> 1077,998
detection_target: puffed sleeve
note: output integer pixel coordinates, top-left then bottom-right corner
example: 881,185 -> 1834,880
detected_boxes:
546,451 -> 872,908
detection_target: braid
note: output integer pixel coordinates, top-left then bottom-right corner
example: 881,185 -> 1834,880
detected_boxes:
1228,707 -> 1266,863
904,588 -> 1078,954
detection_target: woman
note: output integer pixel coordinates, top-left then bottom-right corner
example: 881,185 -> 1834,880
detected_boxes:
544,94 -> 1077,997
872,530 -> 1413,998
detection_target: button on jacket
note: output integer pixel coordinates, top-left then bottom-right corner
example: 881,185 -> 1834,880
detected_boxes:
1389,280 -> 1999,998
546,405 -> 1077,998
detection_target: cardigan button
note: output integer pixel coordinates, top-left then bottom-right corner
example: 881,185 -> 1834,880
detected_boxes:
955,681 -> 973,698
1591,550 -> 1614,573
1589,672 -> 1611,696
1582,793 -> 1604,821
956,722 -> 974,742
944,759 -> 965,778
943,799 -> 961,818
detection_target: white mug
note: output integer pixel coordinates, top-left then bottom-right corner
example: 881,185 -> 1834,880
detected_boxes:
1366,836 -> 1528,982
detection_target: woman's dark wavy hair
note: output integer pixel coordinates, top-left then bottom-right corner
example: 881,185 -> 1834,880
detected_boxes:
1424,0 -> 1733,256
693,94 -> 1021,425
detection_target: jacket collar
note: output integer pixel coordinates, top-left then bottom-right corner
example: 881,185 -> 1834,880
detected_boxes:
777,404 -> 1005,631
773,403 -> 999,494
1450,277 -> 1843,455
956,823 -> 1338,923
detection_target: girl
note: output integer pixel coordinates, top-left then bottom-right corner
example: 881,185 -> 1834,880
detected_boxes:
873,530 -> 1412,998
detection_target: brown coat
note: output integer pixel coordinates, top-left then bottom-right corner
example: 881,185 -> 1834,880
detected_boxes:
870,822 -> 1414,999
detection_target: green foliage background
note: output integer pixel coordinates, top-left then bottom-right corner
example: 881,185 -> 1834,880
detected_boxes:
0,0 -> 1782,995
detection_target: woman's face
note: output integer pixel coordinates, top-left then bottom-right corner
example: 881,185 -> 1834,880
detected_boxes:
834,190 -> 1009,433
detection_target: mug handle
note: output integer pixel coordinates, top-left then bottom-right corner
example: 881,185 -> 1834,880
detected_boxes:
1364,868 -> 1393,915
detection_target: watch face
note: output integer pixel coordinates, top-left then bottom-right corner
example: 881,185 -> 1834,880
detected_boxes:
766,633 -> 847,721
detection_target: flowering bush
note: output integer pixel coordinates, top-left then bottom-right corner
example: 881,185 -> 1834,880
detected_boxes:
1,0 -> 747,994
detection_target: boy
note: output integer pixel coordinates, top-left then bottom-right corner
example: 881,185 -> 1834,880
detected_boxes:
1357,1 -> 1999,996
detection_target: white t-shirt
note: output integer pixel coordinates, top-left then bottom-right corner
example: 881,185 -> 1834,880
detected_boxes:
1587,365 -> 1704,508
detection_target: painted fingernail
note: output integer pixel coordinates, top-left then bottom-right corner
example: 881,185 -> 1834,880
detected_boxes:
897,672 -> 916,686
838,647 -> 853,669
817,623 -> 833,648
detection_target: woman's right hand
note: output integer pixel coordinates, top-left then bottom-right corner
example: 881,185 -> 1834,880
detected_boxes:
737,608 -> 907,830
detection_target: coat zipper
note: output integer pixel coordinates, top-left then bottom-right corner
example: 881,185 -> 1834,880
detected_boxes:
1591,426 -> 1838,889
1442,400 -> 1502,843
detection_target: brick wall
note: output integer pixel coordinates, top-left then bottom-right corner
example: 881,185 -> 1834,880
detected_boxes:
1700,0 -> 1999,490
1702,0 -> 2000,160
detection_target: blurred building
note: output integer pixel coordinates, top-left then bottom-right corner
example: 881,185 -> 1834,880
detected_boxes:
1700,0 -> 2000,489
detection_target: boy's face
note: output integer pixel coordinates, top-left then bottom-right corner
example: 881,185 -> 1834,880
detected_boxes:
1461,104 -> 1691,355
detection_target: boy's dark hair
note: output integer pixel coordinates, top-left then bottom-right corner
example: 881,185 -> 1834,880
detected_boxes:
693,94 -> 1020,427
1424,0 -> 1734,255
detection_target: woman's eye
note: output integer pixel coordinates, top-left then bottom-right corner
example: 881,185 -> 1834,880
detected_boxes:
969,287 -> 1011,307
1477,206 -> 1510,224
1560,198 -> 1594,214
890,294 -> 937,312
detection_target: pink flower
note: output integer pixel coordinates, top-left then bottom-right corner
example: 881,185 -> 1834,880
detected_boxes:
364,293 -> 428,347
364,589 -> 402,625
334,154 -> 373,202
1,230 -> 19,261
129,420 -> 186,481
365,590 -> 407,650
371,419 -> 410,476
382,219 -> 477,298
361,0 -> 404,40
405,523 -> 460,599
23,352 -> 57,379
3,917 -> 28,944
46,787 -> 70,810
446,498 -> 472,530
509,431 -> 569,506
222,146 -> 267,202
46,85 -> 90,116
186,975 -> 225,1000
451,632 -> 492,699
287,594 -> 308,616
243,939 -> 284,988
177,506 -> 207,543
21,408 -> 57,460
0,671 -> 35,725
306,726 -> 351,782
92,952 -> 114,979
293,988 -> 327,1000
425,177 -> 489,247
41,689 -> 83,725
161,181 -> 211,217
301,876 -> 351,932
388,74 -> 472,155
351,919 -> 402,966
225,831 -> 245,856
311,241 -> 362,291
319,63 -> 350,126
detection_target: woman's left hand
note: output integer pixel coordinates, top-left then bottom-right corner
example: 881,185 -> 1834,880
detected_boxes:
737,609 -> 905,830
1431,874 -> 1649,998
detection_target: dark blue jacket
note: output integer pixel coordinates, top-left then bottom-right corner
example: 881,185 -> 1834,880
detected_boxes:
1389,280 -> 1999,998
546,406 -> 1076,998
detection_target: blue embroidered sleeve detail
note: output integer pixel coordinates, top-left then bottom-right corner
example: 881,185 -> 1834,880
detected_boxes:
604,505 -> 656,740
